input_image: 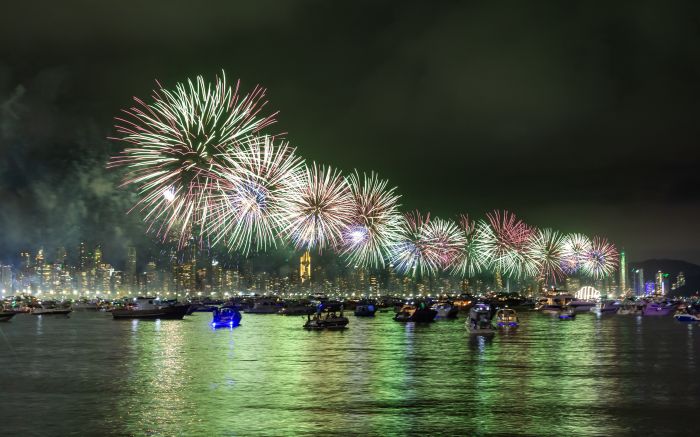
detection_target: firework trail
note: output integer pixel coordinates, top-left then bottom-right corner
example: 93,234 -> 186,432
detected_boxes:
282,163 -> 354,251
109,72 -> 277,246
341,172 -> 403,268
206,135 -> 304,255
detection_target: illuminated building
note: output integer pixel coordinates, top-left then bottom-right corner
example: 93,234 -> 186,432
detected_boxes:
1,265 -> 12,293
633,268 -> 644,296
654,271 -> 670,296
619,250 -> 627,296
300,251 -> 311,283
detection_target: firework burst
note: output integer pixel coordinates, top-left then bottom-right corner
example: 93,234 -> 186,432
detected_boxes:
341,172 -> 403,268
109,72 -> 277,246
474,210 -> 536,278
560,233 -> 592,274
527,228 -> 565,282
206,136 -> 304,254
451,215 -> 487,277
581,236 -> 619,279
282,163 -> 354,251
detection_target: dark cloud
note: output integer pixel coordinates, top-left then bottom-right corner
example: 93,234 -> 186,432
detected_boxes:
1,0 -> 699,266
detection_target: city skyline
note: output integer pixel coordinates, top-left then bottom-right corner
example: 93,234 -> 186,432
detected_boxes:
1,2 -> 700,266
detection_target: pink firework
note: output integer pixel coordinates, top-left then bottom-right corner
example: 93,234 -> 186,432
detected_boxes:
582,236 -> 619,279
474,210 -> 536,278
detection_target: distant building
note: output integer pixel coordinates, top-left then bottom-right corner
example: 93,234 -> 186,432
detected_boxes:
300,251 -> 311,283
633,268 -> 644,296
619,250 -> 627,295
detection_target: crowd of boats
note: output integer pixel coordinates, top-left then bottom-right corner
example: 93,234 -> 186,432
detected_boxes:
2,292 -> 699,335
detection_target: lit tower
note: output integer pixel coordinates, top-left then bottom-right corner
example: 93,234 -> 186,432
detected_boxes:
619,249 -> 627,297
126,246 -> 137,293
300,251 -> 311,283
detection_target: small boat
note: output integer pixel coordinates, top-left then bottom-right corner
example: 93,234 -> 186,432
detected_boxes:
211,306 -> 242,328
432,302 -> 459,319
466,303 -> 495,335
558,306 -> 576,320
643,301 -> 678,316
186,303 -> 218,315
354,301 -> 377,317
0,311 -> 17,322
244,299 -> 280,314
393,303 -> 437,323
32,306 -> 73,316
303,309 -> 349,330
674,310 -> 700,322
72,300 -> 99,311
278,302 -> 315,316
111,297 -> 189,320
494,308 -> 519,328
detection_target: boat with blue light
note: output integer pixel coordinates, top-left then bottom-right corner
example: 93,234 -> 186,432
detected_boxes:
494,308 -> 519,329
211,306 -> 242,328
354,300 -> 377,317
558,306 -> 576,320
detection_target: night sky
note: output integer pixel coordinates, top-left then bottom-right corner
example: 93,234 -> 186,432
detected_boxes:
1,1 -> 700,266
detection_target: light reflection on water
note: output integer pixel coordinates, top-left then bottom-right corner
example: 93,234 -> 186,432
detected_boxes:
0,311 -> 698,436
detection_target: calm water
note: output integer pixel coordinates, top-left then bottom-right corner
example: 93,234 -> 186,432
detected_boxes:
1,310 -> 698,436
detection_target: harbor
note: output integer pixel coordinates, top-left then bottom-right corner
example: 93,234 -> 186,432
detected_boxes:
1,294 -> 699,435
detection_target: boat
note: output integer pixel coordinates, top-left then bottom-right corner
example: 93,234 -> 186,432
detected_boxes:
72,300 -> 99,310
592,300 -> 619,315
567,299 -> 597,313
186,303 -> 218,315
31,306 -> 72,316
211,306 -> 242,328
466,303 -> 495,335
393,302 -> 437,323
536,294 -> 574,314
0,311 -> 17,322
642,301 -> 678,316
111,297 -> 189,320
558,306 -> 576,320
354,301 -> 377,317
617,300 -> 643,315
303,309 -> 349,330
494,308 -> 519,328
244,299 -> 280,314
278,302 -> 315,316
432,302 -> 459,319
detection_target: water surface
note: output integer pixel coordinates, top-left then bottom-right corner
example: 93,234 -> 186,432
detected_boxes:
1,310 -> 698,436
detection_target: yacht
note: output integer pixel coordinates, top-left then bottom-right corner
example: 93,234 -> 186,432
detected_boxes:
393,303 -> 437,323
674,310 -> 700,322
466,303 -> 495,335
303,309 -> 349,330
244,299 -> 280,314
617,300 -> 643,315
111,297 -> 189,320
536,294 -> 574,314
211,306 -> 242,328
592,300 -> 619,315
567,299 -> 597,313
31,305 -> 72,316
432,302 -> 459,319
642,301 -> 677,316
494,308 -> 519,328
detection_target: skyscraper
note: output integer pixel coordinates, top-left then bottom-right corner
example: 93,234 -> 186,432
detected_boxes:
126,246 -> 137,293
300,251 -> 311,283
619,250 -> 627,296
